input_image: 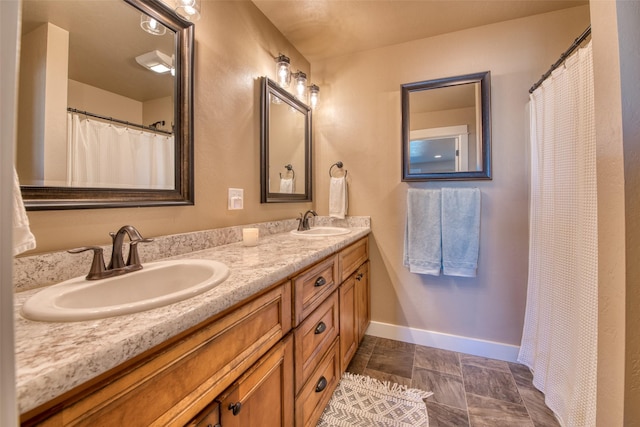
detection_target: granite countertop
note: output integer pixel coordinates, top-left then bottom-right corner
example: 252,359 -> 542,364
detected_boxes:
14,226 -> 370,414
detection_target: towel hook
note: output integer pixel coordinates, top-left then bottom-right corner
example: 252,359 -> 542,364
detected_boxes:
329,161 -> 348,178
280,164 -> 295,179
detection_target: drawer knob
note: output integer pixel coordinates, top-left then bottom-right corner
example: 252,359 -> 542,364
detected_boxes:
228,402 -> 242,416
356,273 -> 364,281
315,376 -> 328,393
314,276 -> 327,287
314,321 -> 327,335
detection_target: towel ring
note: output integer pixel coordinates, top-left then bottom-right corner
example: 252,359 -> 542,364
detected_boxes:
329,161 -> 348,178
280,164 -> 295,179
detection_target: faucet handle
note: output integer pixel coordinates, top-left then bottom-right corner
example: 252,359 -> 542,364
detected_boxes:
68,246 -> 107,280
126,238 -> 153,269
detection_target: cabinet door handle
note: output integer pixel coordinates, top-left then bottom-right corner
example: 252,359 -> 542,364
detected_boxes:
315,376 -> 328,393
356,273 -> 364,281
314,321 -> 327,335
314,276 -> 327,287
228,402 -> 242,416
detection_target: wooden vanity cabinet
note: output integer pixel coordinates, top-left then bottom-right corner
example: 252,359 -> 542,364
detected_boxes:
293,237 -> 370,427
21,235 -> 370,427
215,334 -> 294,427
21,282 -> 291,427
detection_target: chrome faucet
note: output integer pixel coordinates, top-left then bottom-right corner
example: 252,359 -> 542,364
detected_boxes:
68,225 -> 153,280
297,210 -> 318,231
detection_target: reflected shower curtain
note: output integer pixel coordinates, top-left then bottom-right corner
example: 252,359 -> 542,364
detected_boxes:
519,41 -> 596,427
67,113 -> 174,189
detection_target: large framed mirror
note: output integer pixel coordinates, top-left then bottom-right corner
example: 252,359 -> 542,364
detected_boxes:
401,71 -> 491,181
260,77 -> 312,203
17,0 -> 194,210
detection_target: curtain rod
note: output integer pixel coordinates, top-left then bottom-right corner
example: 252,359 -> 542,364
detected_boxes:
529,25 -> 592,94
67,108 -> 173,135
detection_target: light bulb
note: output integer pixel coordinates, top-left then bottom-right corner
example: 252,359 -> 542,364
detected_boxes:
140,14 -> 166,36
175,0 -> 201,21
275,55 -> 291,88
294,71 -> 307,100
309,84 -> 320,109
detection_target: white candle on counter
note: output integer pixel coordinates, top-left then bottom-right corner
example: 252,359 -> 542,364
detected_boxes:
242,228 -> 259,246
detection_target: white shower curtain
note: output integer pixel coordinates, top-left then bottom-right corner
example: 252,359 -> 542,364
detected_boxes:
519,41 -> 597,427
67,113 -> 174,189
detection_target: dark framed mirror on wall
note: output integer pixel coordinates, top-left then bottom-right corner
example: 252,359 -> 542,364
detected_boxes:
18,0 -> 194,210
401,71 -> 492,181
260,77 -> 312,203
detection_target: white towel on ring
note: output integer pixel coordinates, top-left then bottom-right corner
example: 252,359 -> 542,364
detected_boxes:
280,177 -> 294,193
12,168 -> 36,256
329,176 -> 348,219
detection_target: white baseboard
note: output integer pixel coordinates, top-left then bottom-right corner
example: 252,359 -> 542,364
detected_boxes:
365,321 -> 521,363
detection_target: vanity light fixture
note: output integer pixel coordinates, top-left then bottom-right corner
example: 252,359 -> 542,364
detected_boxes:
275,54 -> 291,88
175,0 -> 201,22
292,71 -> 307,100
309,84 -> 320,109
135,50 -> 173,74
140,14 -> 166,35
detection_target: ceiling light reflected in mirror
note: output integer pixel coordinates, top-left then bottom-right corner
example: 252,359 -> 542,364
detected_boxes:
135,50 -> 173,74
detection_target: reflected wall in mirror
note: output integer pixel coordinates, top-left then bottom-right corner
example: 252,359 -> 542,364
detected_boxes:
402,71 -> 492,181
260,77 -> 312,203
18,0 -> 194,209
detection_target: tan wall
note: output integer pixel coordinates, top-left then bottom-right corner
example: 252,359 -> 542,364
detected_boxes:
313,6 -> 590,346
23,1 -> 311,254
143,96 -> 173,133
68,79 -> 143,123
17,23 -> 69,186
592,0 -> 640,424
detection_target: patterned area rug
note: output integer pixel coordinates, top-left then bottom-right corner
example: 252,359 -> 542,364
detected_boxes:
317,372 -> 432,427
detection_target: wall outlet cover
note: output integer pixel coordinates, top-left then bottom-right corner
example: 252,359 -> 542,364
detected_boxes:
228,188 -> 244,210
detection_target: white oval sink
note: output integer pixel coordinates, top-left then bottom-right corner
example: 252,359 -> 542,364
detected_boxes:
21,259 -> 230,322
290,226 -> 351,237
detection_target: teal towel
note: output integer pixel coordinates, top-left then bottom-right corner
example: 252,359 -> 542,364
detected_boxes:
441,188 -> 481,277
403,188 -> 442,275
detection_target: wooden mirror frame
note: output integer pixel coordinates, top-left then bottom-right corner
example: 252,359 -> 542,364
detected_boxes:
401,71 -> 492,181
260,77 -> 312,203
22,0 -> 194,210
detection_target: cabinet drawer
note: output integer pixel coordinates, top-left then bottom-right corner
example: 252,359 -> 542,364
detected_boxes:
25,283 -> 292,427
187,401 -> 220,427
292,255 -> 338,326
295,338 -> 340,427
338,238 -> 368,282
294,291 -> 339,393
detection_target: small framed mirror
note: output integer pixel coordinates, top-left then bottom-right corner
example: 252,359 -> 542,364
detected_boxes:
260,77 -> 312,203
402,71 -> 492,181
18,0 -> 194,210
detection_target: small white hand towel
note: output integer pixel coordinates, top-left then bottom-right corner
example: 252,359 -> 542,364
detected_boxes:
441,187 -> 481,277
403,188 -> 441,275
329,176 -> 348,219
12,168 -> 36,256
280,177 -> 294,194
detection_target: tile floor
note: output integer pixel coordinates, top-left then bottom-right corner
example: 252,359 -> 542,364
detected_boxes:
346,335 -> 560,427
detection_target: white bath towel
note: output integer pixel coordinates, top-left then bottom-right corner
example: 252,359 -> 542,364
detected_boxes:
329,176 -> 348,219
403,188 -> 441,275
12,168 -> 36,256
441,187 -> 481,277
280,177 -> 294,193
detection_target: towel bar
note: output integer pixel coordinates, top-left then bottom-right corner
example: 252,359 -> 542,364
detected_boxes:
280,164 -> 295,179
329,161 -> 348,178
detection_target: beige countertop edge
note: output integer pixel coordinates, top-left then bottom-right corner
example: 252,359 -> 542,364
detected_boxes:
14,227 -> 370,415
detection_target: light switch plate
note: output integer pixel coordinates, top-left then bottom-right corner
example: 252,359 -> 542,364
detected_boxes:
228,188 -> 244,210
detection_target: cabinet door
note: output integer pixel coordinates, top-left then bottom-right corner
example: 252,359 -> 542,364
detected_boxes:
355,261 -> 370,344
217,334 -> 294,427
339,275 -> 357,372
